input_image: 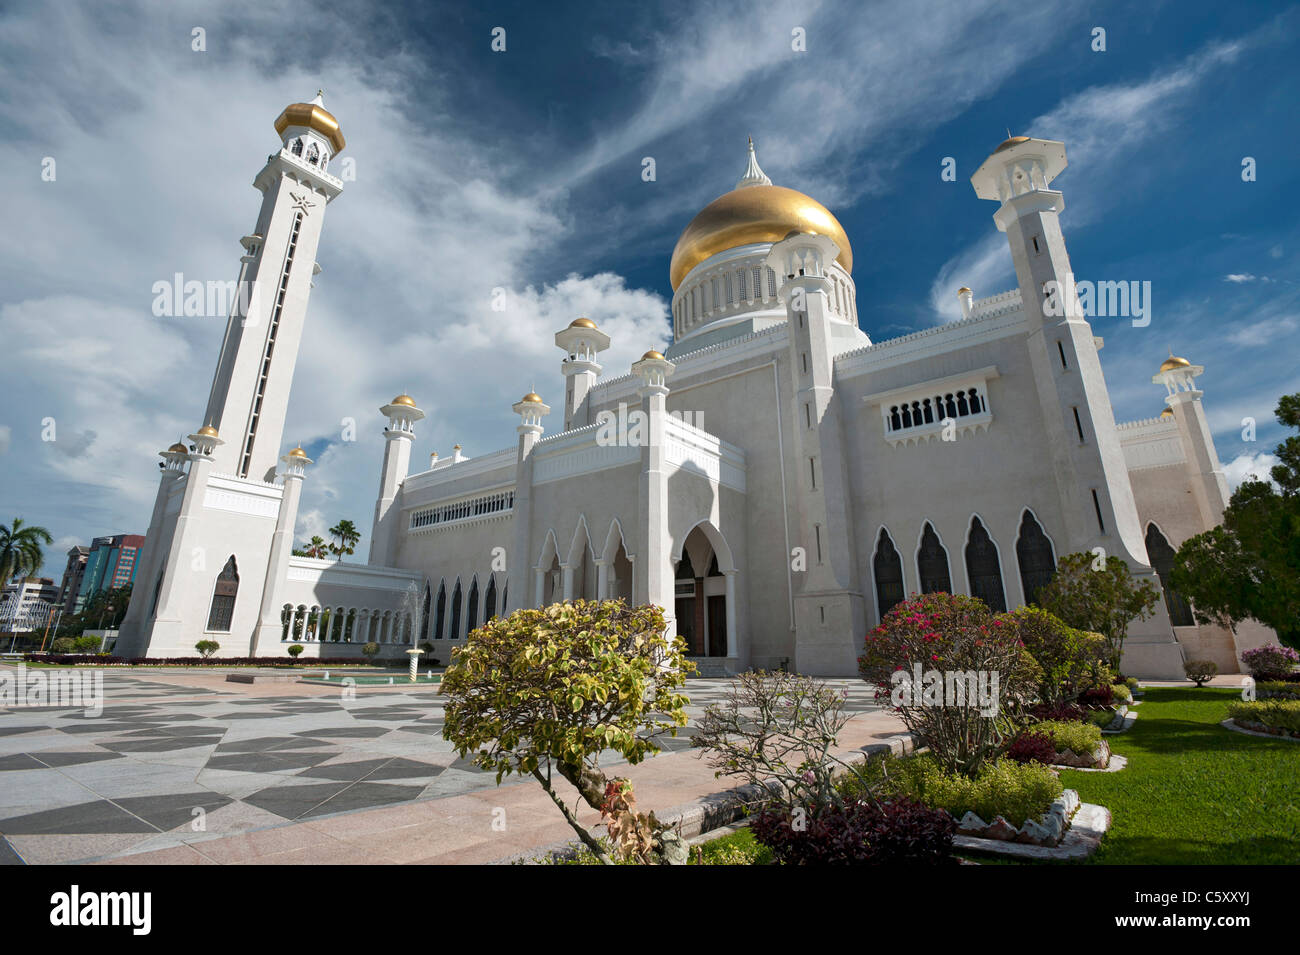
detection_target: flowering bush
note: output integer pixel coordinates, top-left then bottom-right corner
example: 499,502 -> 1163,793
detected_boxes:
859,592 -> 1039,775
751,798 -> 955,865
1240,645 -> 1300,680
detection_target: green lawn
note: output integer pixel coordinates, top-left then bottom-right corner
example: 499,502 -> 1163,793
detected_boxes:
1059,687 -> 1300,865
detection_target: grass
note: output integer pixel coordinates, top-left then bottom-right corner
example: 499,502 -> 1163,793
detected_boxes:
1059,686 -> 1300,864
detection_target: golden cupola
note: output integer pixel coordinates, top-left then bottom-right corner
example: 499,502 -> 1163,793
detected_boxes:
669,139 -> 852,290
274,91 -> 345,154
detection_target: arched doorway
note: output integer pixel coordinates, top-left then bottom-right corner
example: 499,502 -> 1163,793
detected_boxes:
873,528 -> 905,620
965,516 -> 1007,612
674,523 -> 733,658
1145,523 -> 1194,626
1016,510 -> 1056,606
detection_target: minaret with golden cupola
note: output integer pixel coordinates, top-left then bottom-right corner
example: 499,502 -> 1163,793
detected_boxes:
1154,354 -> 1230,526
201,91 -> 346,483
555,318 -> 610,430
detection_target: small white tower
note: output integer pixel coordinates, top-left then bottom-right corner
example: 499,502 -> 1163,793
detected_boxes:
1154,354 -> 1230,526
631,350 -> 676,638
369,394 -> 425,565
252,445 -> 313,649
555,318 -> 611,430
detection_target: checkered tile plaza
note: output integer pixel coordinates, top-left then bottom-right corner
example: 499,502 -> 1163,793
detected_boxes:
0,667 -> 892,864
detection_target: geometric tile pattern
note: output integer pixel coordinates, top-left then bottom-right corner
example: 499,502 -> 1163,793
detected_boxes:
0,669 -> 881,864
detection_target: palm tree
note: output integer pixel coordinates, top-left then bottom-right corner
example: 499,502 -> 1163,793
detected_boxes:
301,536 -> 328,558
327,520 -> 361,561
0,518 -> 54,585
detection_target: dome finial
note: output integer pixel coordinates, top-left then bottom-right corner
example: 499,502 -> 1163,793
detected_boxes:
312,89 -> 325,105
735,137 -> 772,189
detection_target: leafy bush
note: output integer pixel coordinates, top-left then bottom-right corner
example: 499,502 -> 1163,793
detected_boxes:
1240,645 -> 1300,680
1184,659 -> 1218,686
694,670 -> 864,815
361,641 -> 380,659
1004,607 -> 1106,706
1028,701 -> 1088,723
1005,731 -> 1058,765
442,599 -> 692,864
50,637 -> 75,654
1257,681 -> 1300,700
287,644 -> 304,658
1125,676 -> 1141,693
1079,683 -> 1115,707
859,592 -> 1038,776
1034,552 -> 1160,671
194,640 -> 220,659
751,798 -> 956,865
1034,719 -> 1102,755
695,832 -> 773,866
1111,683 -> 1133,704
72,635 -> 102,653
1227,699 -> 1300,735
872,753 -> 1063,828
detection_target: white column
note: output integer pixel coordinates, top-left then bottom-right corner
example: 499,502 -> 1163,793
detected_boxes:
595,559 -> 609,599
724,570 -> 738,658
562,565 -> 575,601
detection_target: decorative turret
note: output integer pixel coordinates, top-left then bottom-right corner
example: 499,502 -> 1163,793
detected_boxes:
555,317 -> 610,430
188,423 -> 222,456
631,350 -> 674,395
369,394 -> 424,564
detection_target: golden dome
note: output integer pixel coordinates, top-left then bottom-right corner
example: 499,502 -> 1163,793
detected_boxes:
640,350 -> 666,361
391,394 -> 417,407
669,184 -> 852,290
569,317 -> 597,329
1160,355 -> 1191,372
274,95 -> 345,154
197,424 -> 219,438
521,392 -> 543,403
957,286 -> 971,295
166,442 -> 188,454
996,135 -> 1031,152
1160,408 -> 1174,418
287,445 -> 308,458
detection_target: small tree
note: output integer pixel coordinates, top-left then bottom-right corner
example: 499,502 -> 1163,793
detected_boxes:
859,593 -> 1038,776
441,599 -> 693,864
1034,552 -> 1159,673
287,644 -> 304,660
361,641 -> 381,662
195,639 -> 220,658
1183,660 -> 1217,687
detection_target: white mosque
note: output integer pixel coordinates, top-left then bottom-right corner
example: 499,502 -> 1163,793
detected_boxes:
115,95 -> 1278,677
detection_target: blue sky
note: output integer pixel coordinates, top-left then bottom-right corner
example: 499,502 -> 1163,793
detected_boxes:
1,0 -> 1297,578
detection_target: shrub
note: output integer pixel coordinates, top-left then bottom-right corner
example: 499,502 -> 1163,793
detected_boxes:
1005,732 -> 1058,765
194,640 -> 220,659
50,637 -> 75,654
1028,701 -> 1088,723
1033,552 -> 1160,671
1240,645 -> 1300,681
1004,607 -> 1107,706
875,753 -> 1063,828
695,831 -> 774,866
1184,659 -> 1218,686
751,798 -> 956,865
441,599 -> 692,865
361,641 -> 380,660
1033,719 -> 1102,756
72,635 -> 102,653
859,592 -> 1038,776
1257,681 -> 1300,700
694,670 -> 863,815
1126,676 -> 1141,693
287,644 -> 304,658
1111,683 -> 1133,704
1079,683 -> 1115,707
1227,699 -> 1300,735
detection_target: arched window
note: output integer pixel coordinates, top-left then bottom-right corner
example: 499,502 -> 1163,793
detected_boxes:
291,138 -> 303,156
501,581 -> 508,615
873,529 -> 905,619
434,581 -> 446,639
917,524 -> 951,594
306,143 -> 319,165
485,575 -> 498,621
1016,510 -> 1056,605
965,517 -> 1007,613
467,577 -> 480,633
450,580 -> 462,639
206,556 -> 239,632
420,585 -> 431,642
1145,524 -> 1194,626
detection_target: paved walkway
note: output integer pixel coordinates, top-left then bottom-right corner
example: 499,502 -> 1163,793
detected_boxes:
0,666 -> 904,864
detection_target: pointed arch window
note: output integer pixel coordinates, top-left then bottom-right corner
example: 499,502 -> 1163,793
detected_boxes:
306,143 -> 319,165
420,585 -> 432,642
434,580 -> 446,639
1145,524 -> 1194,626
485,575 -> 498,621
206,556 -> 239,632
965,517 -> 1007,612
450,580 -> 462,639
291,138 -> 303,156
873,529 -> 905,619
1016,511 -> 1056,605
467,577 -> 480,633
917,524 -> 951,594
501,581 -> 508,615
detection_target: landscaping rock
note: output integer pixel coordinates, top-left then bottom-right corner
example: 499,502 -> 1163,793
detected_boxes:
956,811 -> 987,835
984,816 -> 1018,841
1016,819 -> 1051,844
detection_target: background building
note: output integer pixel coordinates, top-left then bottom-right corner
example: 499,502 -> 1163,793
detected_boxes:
57,545 -> 89,614
74,534 -> 144,612
1,576 -> 58,635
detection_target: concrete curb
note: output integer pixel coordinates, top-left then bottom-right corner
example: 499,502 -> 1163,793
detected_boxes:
953,802 -> 1111,861
1220,717 -> 1300,742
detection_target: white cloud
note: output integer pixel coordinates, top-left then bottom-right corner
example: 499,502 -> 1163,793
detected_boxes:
1226,313 -> 1298,347
1224,273 -> 1257,283
1223,451 -> 1278,491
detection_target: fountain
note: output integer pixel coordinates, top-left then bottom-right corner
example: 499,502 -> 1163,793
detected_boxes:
401,580 -> 426,683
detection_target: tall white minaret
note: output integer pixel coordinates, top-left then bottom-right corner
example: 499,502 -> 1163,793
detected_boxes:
554,318 -> 610,430
369,394 -> 425,565
202,91 -> 346,482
